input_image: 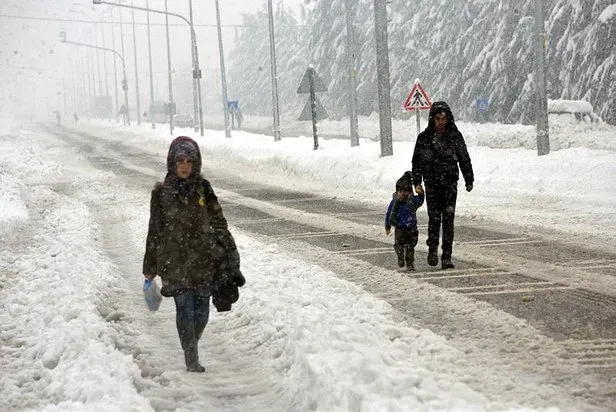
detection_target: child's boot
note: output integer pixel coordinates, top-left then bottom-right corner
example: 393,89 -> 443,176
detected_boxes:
394,245 -> 405,267
405,247 -> 415,271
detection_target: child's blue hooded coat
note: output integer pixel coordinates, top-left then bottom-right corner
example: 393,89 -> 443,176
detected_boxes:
385,193 -> 424,230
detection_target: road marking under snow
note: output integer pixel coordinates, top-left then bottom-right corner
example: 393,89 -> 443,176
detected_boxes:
459,237 -> 543,247
560,339 -> 616,369
461,285 -> 574,296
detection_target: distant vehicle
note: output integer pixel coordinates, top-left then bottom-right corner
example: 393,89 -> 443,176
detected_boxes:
149,101 -> 170,124
548,99 -> 602,124
174,113 -> 194,128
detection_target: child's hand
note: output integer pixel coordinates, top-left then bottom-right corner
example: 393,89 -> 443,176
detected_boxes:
414,185 -> 424,196
385,228 -> 391,236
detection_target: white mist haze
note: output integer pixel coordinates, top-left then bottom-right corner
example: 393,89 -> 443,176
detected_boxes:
0,0 -> 303,120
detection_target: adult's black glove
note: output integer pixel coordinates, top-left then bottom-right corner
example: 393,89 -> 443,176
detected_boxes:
466,183 -> 473,192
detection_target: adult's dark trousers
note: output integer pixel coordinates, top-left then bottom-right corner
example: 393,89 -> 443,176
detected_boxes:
173,290 -> 210,365
425,181 -> 458,259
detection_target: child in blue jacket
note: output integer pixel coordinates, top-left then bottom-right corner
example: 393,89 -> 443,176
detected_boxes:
385,171 -> 425,270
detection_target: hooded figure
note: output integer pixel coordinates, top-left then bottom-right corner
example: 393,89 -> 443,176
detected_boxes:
395,170 -> 415,192
143,136 -> 244,372
411,101 -> 474,269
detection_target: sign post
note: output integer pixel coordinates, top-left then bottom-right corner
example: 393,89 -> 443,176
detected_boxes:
402,79 -> 432,137
297,65 -> 328,150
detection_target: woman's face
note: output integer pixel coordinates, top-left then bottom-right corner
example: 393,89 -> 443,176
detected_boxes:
176,155 -> 193,179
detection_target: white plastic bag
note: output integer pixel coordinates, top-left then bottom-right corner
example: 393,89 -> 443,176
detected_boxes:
143,279 -> 162,311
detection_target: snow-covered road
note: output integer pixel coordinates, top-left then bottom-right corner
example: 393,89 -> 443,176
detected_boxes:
1,121 -> 615,411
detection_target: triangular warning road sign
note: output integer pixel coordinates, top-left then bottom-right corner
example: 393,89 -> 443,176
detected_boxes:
403,82 -> 432,111
298,97 -> 329,121
297,67 -> 327,94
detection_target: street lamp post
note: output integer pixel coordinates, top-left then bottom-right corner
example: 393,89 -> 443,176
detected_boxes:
164,0 -> 174,135
79,47 -> 91,115
93,24 -> 103,106
88,28 -> 98,111
267,0 -> 281,141
117,7 -> 129,124
60,33 -> 130,126
145,0 -> 155,129
214,0 -> 231,138
93,0 -> 204,136
100,20 -> 111,118
109,8 -> 120,122
130,3 -> 141,125
344,0 -> 359,146
189,0 -> 198,132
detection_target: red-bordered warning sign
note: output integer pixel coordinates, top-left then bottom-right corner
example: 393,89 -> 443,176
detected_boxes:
402,82 -> 432,111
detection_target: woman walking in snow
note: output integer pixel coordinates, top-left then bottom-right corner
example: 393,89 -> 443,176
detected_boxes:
143,136 -> 244,372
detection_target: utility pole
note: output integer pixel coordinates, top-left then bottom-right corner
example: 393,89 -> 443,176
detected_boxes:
344,0 -> 359,146
100,21 -> 111,118
117,8 -> 130,125
80,48 -> 91,115
130,3 -> 141,125
93,24 -> 103,108
146,0 -> 155,129
164,0 -> 174,134
373,0 -> 393,156
189,0 -> 198,132
267,0 -> 282,141
534,0 -> 550,156
89,36 -> 97,109
110,9 -> 120,122
214,0 -> 231,137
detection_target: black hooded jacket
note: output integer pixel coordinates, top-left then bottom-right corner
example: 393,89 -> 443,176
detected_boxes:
411,102 -> 474,187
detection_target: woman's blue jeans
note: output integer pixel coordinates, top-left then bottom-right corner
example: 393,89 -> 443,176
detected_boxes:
173,290 -> 210,364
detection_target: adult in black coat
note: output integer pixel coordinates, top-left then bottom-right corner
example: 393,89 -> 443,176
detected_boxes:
411,101 -> 474,269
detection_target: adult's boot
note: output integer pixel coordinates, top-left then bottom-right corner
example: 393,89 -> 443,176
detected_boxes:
181,332 -> 205,373
441,257 -> 455,270
427,246 -> 439,266
184,348 -> 205,373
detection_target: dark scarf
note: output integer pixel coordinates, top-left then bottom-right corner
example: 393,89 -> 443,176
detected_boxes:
164,173 -> 201,199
